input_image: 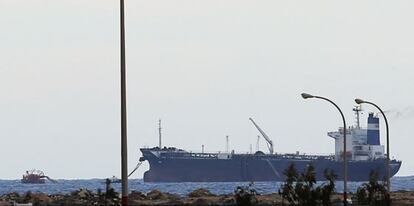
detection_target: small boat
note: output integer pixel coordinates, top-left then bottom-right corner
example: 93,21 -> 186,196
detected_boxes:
109,176 -> 121,184
21,169 -> 56,184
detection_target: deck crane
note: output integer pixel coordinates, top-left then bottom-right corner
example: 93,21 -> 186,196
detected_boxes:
249,118 -> 274,154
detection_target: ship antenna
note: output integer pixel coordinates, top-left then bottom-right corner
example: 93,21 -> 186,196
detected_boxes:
226,135 -> 229,153
158,119 -> 162,148
353,106 -> 362,129
256,135 -> 260,151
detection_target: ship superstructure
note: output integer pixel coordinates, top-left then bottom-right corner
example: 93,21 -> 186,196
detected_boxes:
139,108 -> 401,182
328,106 -> 386,162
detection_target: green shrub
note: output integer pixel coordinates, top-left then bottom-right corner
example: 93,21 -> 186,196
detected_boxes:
356,170 -> 389,206
279,163 -> 336,206
234,185 -> 258,206
319,170 -> 337,206
279,164 -> 299,205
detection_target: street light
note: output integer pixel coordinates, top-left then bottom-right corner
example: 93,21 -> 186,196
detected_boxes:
120,0 -> 128,205
301,93 -> 348,206
355,98 -> 390,193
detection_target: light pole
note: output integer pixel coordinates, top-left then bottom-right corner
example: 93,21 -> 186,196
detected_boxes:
355,99 -> 390,193
301,93 -> 348,206
120,0 -> 128,205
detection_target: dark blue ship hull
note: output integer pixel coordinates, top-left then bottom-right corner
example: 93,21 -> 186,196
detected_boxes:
140,148 -> 402,182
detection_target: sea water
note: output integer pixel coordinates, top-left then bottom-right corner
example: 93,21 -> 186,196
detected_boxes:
1,176 -> 414,196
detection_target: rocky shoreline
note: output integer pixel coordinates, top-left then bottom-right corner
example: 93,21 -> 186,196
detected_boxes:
1,189 -> 414,206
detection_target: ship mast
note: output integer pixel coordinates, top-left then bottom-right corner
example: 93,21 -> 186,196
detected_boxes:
353,106 -> 362,129
158,119 -> 162,148
226,135 -> 229,153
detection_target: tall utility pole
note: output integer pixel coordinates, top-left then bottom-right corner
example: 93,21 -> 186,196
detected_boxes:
120,0 -> 128,205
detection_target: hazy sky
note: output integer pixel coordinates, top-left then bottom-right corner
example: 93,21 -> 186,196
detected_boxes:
1,1 -> 414,179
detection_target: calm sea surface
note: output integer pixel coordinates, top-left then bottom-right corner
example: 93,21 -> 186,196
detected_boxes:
1,176 -> 414,196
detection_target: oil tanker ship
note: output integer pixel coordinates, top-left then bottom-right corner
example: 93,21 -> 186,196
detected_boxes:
139,107 -> 401,182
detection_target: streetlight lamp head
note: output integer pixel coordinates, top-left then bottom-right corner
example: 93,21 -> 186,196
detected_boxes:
355,98 -> 365,104
301,93 -> 314,99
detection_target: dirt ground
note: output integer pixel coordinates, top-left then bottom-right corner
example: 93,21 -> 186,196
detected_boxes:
1,189 -> 414,205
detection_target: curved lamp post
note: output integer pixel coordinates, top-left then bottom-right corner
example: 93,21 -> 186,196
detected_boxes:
355,98 -> 390,193
301,93 -> 348,206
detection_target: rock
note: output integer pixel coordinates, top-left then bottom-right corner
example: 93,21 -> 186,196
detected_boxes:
77,189 -> 90,198
129,191 -> 146,200
28,193 -> 52,203
220,195 -> 235,204
166,198 -> 185,205
188,188 -> 216,198
4,192 -> 19,201
192,198 -> 210,205
146,190 -> 179,201
72,188 -> 92,199
146,190 -> 164,200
